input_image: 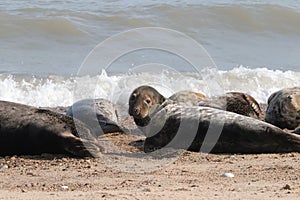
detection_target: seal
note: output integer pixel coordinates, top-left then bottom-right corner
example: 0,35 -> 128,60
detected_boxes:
128,86 -> 166,127
0,100 -> 103,157
265,87 -> 300,130
66,98 -> 124,135
142,100 -> 300,153
128,85 -> 206,126
129,86 -> 263,127
198,92 -> 264,120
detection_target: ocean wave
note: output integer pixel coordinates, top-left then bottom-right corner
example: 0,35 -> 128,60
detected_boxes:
0,13 -> 86,38
1,2 -> 300,39
0,67 -> 298,107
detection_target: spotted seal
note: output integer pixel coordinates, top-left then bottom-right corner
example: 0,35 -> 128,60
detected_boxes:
0,101 -> 103,157
66,98 -> 124,135
128,85 -> 206,126
142,100 -> 300,153
265,87 -> 300,130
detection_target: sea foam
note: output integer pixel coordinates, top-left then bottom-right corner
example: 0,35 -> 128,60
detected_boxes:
0,67 -> 298,107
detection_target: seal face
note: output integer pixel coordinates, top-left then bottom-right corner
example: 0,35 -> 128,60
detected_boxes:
198,92 -> 264,120
0,101 -> 103,157
128,86 -> 166,127
265,87 -> 300,130
142,100 -> 300,154
66,98 -> 123,135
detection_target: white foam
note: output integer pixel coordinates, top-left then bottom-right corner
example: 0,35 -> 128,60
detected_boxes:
0,67 -> 298,107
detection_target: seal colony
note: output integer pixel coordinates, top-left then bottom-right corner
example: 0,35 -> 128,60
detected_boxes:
129,85 -> 264,127
142,100 -> 300,153
129,85 -> 300,153
0,85 -> 300,157
0,101 -> 103,157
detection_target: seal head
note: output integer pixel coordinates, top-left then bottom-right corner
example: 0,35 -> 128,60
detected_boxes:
128,85 -> 165,126
265,87 -> 300,130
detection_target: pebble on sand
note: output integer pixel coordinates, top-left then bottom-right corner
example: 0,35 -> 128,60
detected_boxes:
222,173 -> 235,178
0,164 -> 8,169
61,185 -> 69,189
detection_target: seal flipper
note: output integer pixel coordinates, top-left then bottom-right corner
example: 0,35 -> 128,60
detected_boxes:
292,127 -> 300,135
61,131 -> 102,158
0,101 -> 104,157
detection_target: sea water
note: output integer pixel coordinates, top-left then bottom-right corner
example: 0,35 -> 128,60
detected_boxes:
0,0 -> 299,107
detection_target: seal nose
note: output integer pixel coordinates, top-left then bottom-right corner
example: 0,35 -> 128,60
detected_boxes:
133,107 -> 140,115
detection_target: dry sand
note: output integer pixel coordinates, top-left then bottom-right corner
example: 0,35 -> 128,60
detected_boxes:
1,132 -> 300,200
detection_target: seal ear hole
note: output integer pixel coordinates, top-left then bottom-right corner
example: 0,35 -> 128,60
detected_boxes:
145,98 -> 151,105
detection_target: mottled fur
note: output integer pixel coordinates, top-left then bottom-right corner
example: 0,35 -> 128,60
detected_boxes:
143,101 -> 300,153
67,98 -> 123,135
265,87 -> 300,129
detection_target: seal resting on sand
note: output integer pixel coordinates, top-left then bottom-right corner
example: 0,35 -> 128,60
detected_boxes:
265,87 -> 300,130
66,98 -> 124,135
128,85 -> 206,126
142,100 -> 300,154
0,101 -> 103,157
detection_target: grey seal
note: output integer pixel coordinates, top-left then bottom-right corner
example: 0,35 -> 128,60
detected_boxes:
142,100 -> 300,153
0,101 -> 103,157
265,87 -> 300,130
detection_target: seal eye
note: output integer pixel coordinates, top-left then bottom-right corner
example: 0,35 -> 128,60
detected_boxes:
145,98 -> 151,104
130,94 -> 136,101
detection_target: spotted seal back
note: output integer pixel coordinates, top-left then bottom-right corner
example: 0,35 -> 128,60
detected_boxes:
66,98 -> 124,135
265,87 -> 300,130
198,92 -> 264,120
168,90 -> 206,106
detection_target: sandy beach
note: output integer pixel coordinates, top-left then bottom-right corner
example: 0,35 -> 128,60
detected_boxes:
1,132 -> 300,200
1,1 -> 300,199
